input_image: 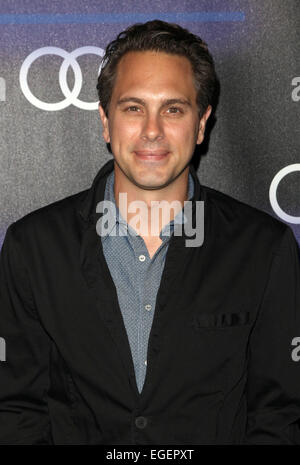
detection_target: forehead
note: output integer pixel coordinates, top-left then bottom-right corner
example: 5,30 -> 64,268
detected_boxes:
111,50 -> 197,101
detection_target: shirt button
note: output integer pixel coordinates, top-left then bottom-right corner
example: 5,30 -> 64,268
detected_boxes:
139,254 -> 146,262
135,416 -> 148,429
144,359 -> 147,366
145,304 -> 152,311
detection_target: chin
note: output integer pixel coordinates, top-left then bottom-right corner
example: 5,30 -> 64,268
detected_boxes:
132,176 -> 172,190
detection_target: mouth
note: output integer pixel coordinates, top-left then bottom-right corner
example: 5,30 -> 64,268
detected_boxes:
133,150 -> 170,161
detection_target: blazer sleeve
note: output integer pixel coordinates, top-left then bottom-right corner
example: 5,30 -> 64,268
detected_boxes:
244,225 -> 300,444
0,222 -> 53,444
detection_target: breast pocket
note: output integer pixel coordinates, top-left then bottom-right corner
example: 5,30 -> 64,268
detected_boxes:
188,309 -> 252,393
191,310 -> 251,331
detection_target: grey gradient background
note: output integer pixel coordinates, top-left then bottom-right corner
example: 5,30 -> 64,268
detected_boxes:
0,0 -> 299,247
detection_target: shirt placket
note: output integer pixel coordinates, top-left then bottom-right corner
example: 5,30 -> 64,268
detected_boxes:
126,230 -> 148,394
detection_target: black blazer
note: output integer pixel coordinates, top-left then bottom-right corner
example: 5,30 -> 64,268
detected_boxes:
1,158 -> 300,445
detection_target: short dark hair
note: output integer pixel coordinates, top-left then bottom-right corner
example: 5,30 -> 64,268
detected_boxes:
97,20 -> 218,118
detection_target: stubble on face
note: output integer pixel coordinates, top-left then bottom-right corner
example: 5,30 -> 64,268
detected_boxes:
99,52 -> 211,216
105,51 -> 204,189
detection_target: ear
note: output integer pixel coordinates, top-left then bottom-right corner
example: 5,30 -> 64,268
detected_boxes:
196,105 -> 212,145
98,105 -> 110,143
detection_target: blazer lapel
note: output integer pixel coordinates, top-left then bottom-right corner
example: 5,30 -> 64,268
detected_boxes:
77,159 -> 139,398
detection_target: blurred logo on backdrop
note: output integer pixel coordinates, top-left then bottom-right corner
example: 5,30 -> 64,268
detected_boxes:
0,77 -> 5,101
19,46 -> 104,111
0,337 -> 6,362
269,164 -> 300,224
291,77 -> 300,102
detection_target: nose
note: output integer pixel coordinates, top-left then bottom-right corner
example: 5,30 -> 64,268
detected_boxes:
140,113 -> 164,142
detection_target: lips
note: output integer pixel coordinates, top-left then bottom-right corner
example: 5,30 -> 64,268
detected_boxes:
134,150 -> 170,160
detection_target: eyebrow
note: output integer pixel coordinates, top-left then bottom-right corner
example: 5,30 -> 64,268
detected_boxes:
116,97 -> 192,107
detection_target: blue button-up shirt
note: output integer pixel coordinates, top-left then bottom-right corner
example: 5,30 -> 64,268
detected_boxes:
101,169 -> 194,393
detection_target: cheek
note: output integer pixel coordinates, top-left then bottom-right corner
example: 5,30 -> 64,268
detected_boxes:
110,117 -> 141,143
109,119 -> 142,157
166,122 -> 196,149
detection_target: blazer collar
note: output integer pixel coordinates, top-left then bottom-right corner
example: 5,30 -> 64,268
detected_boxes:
77,158 -> 115,225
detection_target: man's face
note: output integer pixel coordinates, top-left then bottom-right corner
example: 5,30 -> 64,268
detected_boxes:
99,50 -> 211,190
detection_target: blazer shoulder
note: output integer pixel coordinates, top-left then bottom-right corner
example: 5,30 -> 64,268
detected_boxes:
10,188 -> 88,238
201,184 -> 291,243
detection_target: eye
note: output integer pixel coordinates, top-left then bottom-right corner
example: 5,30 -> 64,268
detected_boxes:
166,107 -> 183,114
125,106 -> 141,112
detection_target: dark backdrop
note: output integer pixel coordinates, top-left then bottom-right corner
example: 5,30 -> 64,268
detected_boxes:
0,0 -> 299,247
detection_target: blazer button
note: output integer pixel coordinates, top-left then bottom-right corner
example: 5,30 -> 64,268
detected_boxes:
135,416 -> 147,429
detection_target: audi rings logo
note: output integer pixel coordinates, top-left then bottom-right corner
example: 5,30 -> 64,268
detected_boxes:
269,164 -> 300,224
19,46 -> 104,111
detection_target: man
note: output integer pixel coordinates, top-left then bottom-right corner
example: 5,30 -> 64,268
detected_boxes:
1,20 -> 300,445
